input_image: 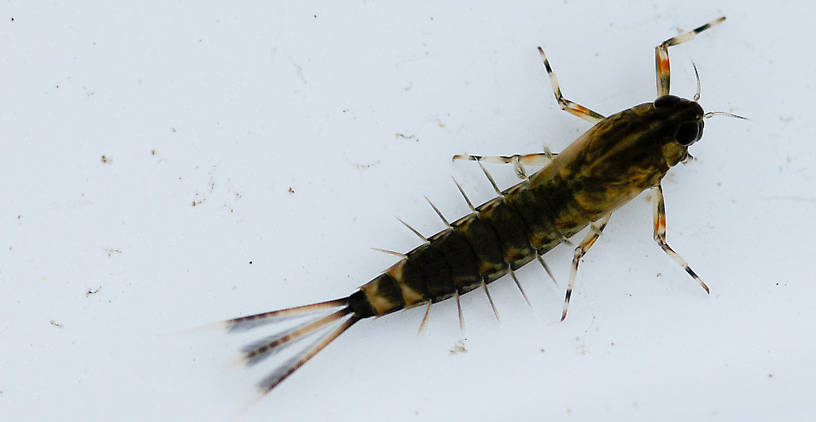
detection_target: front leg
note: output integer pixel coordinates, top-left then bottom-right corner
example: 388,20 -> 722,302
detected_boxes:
537,47 -> 605,124
654,17 -> 725,96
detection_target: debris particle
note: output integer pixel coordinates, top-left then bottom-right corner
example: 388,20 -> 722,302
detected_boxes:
656,272 -> 663,278
49,320 -> 63,328
288,186 -> 295,194
575,336 -> 588,355
100,155 -> 112,164
86,286 -> 102,297
610,341 -> 616,347
395,132 -> 419,142
354,160 -> 380,170
171,127 -> 177,133
248,260 -> 253,265
449,339 -> 467,355
768,373 -> 774,378
16,215 -> 21,220
151,149 -> 157,156
104,248 -> 122,257
779,115 -> 793,122
192,200 -> 198,206
540,348 -> 546,353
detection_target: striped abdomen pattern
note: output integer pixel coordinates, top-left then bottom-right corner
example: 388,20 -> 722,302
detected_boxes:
353,175 -> 594,318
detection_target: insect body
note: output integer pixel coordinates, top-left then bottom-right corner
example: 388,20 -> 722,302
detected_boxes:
223,17 -> 735,395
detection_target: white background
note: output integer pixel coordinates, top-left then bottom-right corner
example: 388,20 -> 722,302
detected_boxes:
1,1 -> 813,421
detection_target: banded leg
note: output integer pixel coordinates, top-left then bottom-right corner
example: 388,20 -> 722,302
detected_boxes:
452,151 -> 558,179
652,185 -> 710,293
561,214 -> 611,321
537,47 -> 605,124
655,16 -> 726,96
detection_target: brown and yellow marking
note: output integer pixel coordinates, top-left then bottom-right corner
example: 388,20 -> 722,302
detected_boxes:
384,260 -> 425,306
360,273 -> 404,316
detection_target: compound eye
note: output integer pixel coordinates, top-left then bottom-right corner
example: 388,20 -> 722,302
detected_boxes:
675,121 -> 703,146
654,95 -> 681,109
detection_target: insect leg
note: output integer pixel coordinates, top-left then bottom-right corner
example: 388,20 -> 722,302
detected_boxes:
537,47 -> 605,124
561,214 -> 611,321
655,16 -> 726,96
652,184 -> 710,293
452,152 -> 558,180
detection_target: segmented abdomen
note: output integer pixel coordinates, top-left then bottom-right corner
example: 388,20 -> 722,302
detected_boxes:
355,175 -> 593,317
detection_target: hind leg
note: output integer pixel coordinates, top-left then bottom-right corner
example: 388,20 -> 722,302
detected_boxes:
652,184 -> 710,293
561,214 -> 611,321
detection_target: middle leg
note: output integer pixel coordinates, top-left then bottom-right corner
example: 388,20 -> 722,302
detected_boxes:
452,151 -> 558,179
537,47 -> 605,124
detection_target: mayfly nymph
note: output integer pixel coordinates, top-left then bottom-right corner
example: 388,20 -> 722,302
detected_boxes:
218,17 -> 742,395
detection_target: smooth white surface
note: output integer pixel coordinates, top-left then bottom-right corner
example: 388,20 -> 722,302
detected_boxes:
1,1 -> 813,421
